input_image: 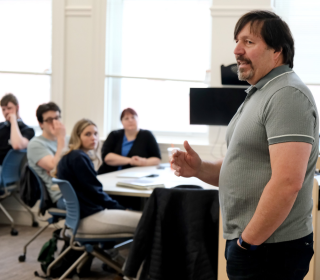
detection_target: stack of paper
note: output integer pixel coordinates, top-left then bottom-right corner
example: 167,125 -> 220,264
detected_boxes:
116,179 -> 165,190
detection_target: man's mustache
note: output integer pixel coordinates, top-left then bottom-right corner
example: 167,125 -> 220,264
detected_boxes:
236,56 -> 252,65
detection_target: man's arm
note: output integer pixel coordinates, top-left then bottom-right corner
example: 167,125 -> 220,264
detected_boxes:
9,114 -> 29,150
196,160 -> 223,186
171,140 -> 223,186
37,120 -> 66,172
240,142 -> 312,246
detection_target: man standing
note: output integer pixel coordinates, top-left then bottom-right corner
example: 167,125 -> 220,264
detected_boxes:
27,102 -> 66,209
172,11 -> 318,280
0,93 -> 35,166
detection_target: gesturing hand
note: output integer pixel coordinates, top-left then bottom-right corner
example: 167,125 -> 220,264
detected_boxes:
171,141 -> 202,178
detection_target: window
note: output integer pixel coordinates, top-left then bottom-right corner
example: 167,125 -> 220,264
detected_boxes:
105,0 -> 211,138
275,0 -> 320,84
0,0 -> 52,127
276,1 -> 320,130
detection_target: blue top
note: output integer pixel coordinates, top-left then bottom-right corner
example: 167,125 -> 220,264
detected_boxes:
118,134 -> 135,171
57,149 -> 125,219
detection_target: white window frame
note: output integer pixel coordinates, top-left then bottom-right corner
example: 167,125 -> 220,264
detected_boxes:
105,0 -> 211,142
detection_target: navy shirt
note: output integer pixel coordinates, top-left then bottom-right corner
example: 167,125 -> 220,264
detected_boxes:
57,149 -> 125,219
0,120 -> 35,165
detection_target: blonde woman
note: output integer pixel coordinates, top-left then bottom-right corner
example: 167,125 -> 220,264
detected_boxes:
56,119 -> 141,234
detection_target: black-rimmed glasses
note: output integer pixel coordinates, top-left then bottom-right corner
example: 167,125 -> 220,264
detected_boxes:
43,116 -> 61,123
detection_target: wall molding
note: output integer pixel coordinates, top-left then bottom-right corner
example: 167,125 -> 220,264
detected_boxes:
51,0 -> 65,120
65,6 -> 92,17
210,5 -> 274,17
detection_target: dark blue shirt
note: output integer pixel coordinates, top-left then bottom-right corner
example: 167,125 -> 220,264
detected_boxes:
57,149 -> 125,219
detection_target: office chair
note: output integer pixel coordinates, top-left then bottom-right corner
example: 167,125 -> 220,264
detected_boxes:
47,178 -> 133,280
0,149 -> 38,236
18,167 -> 66,262
124,187 -> 219,280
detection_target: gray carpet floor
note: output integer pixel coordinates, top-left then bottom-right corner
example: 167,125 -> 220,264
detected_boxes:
0,224 -> 123,280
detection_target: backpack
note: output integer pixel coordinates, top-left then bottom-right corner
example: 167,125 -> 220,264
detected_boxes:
36,228 -> 62,274
20,162 -> 54,215
35,228 -> 92,279
19,162 -> 41,208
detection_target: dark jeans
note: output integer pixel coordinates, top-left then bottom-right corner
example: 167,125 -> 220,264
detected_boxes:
225,233 -> 314,280
55,196 -> 66,210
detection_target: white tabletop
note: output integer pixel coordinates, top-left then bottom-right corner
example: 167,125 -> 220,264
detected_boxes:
97,166 -> 218,197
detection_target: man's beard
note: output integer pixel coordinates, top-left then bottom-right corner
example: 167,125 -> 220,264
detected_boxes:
237,68 -> 254,81
236,56 -> 254,81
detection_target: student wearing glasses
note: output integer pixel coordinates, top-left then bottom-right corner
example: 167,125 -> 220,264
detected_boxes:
27,102 -> 66,209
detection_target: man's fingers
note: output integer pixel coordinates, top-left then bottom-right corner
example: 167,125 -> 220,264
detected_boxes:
184,140 -> 196,155
172,149 -> 184,158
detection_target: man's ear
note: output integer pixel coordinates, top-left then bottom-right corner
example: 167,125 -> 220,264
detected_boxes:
274,47 -> 283,57
39,121 -> 44,130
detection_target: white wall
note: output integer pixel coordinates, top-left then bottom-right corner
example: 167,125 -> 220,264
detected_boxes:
51,0 -> 107,137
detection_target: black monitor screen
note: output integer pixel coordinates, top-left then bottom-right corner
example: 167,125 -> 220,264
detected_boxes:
190,87 -> 247,125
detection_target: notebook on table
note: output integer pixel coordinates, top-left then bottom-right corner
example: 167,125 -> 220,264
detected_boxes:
116,172 -> 154,178
116,178 -> 165,190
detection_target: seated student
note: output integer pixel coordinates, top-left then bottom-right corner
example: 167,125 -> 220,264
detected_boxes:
27,102 -> 66,209
0,93 -> 35,169
98,108 -> 161,175
56,119 -> 141,234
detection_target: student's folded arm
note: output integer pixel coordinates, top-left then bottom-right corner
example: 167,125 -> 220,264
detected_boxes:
145,157 -> 161,166
10,122 -> 34,150
37,155 -> 56,172
74,154 -> 125,210
36,138 -> 65,172
104,152 -> 131,166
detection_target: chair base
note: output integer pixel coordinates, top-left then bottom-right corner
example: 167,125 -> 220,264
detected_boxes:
46,239 -> 132,280
0,202 -> 18,235
18,214 -> 65,262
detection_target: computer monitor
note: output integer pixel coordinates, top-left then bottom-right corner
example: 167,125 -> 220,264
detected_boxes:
190,87 -> 247,125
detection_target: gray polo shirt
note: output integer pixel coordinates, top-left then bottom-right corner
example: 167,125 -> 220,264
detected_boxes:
27,135 -> 62,203
219,65 -> 319,243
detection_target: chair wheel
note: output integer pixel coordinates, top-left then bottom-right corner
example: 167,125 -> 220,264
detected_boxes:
11,228 -> 18,236
72,274 -> 80,280
19,254 -> 26,262
32,221 -> 39,227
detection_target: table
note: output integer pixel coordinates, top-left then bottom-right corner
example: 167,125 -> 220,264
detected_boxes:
97,165 -> 218,197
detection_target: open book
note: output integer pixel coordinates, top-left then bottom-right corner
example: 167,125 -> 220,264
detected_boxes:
116,178 -> 165,190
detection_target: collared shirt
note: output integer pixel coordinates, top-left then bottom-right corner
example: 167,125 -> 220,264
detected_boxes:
219,65 -> 319,243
